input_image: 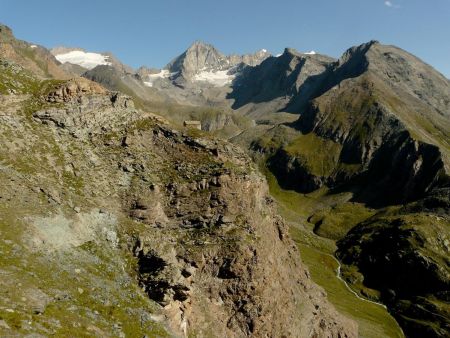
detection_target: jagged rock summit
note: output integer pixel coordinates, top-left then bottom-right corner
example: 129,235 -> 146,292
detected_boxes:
142,41 -> 271,88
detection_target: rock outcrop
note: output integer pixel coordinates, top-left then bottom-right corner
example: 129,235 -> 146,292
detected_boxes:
33,78 -> 138,137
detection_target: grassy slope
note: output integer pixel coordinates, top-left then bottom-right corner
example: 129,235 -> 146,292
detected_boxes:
284,133 -> 343,177
0,68 -> 169,336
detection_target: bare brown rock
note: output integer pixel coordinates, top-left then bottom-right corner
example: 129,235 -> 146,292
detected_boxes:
46,77 -> 107,102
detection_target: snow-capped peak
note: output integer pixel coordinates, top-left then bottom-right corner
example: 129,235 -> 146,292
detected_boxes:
54,50 -> 111,70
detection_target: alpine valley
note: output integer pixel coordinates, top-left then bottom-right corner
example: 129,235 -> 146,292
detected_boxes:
0,22 -> 449,338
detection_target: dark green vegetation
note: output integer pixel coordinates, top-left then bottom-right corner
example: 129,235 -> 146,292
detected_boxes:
337,190 -> 450,338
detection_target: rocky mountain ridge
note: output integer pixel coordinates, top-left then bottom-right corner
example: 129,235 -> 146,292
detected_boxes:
263,41 -> 450,203
245,40 -> 450,337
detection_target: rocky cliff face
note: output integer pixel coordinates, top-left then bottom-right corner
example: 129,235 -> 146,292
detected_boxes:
0,57 -> 357,337
229,48 -> 336,116
121,133 -> 356,337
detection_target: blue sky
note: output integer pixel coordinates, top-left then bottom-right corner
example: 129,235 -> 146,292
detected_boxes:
1,0 -> 449,77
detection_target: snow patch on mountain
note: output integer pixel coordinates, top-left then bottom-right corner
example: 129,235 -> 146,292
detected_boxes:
193,70 -> 235,86
54,50 -> 111,70
304,50 -> 317,55
143,70 -> 178,87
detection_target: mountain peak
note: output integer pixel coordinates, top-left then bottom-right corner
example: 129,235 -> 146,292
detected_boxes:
164,42 -> 271,86
183,41 -> 222,57
340,40 -> 380,59
283,47 -> 302,57
51,48 -> 111,70
51,47 -> 134,74
281,48 -> 321,58
189,40 -> 214,49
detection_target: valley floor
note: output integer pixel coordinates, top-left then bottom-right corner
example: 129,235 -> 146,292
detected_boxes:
263,168 -> 405,338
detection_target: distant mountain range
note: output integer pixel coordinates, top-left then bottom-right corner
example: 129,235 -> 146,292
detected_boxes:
50,41 -> 270,87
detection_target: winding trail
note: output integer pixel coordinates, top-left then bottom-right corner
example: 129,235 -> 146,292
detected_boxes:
326,253 -> 388,309
327,253 -> 406,337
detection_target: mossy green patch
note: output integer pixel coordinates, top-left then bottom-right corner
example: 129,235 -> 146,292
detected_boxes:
309,202 -> 376,240
283,133 -> 342,177
0,211 -> 169,337
0,60 -> 40,94
253,124 -> 300,154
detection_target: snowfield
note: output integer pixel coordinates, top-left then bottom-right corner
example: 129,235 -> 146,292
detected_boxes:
143,70 -> 179,87
193,69 -> 235,86
54,50 -> 111,69
144,68 -> 236,87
